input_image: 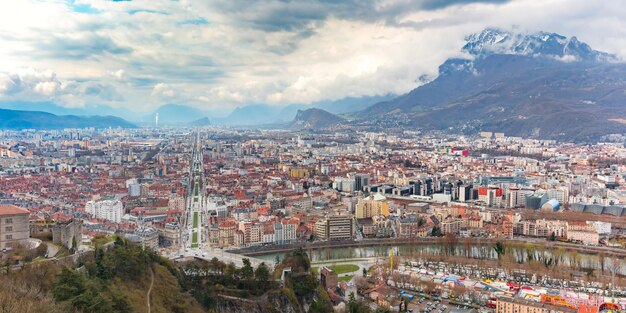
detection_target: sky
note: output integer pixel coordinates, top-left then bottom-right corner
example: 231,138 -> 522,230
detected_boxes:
0,0 -> 625,113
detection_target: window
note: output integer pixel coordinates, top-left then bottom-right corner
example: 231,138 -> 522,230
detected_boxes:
5,218 -> 12,224
5,226 -> 12,232
5,235 -> 12,240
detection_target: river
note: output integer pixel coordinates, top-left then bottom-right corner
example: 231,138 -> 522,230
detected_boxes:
255,243 -> 626,275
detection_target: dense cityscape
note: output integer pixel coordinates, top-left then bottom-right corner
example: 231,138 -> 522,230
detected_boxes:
1,126 -> 625,312
2,0 -> 626,312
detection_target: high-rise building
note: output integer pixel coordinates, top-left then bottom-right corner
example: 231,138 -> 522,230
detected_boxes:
507,188 -> 535,208
355,174 -> 370,192
478,187 -> 503,207
128,183 -> 141,197
458,185 -> 473,202
355,193 -> 390,219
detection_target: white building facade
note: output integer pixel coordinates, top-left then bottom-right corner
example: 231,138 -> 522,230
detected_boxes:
85,199 -> 123,223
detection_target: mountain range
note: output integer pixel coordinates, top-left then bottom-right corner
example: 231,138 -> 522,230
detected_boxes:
0,108 -> 135,130
358,28 -> 626,141
0,28 -> 624,140
0,94 -> 394,128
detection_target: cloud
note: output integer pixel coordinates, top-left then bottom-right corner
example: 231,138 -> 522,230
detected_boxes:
196,0 -> 513,32
34,33 -> 132,60
0,0 -> 625,112
151,83 -> 175,97
0,68 -> 61,97
0,67 -> 127,107
111,69 -> 125,79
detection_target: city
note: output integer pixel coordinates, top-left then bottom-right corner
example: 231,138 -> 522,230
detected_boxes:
1,126 -> 625,312
1,0 -> 626,312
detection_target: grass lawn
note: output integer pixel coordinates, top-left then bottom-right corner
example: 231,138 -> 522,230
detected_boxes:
193,212 -> 199,228
192,232 -> 198,244
338,276 -> 353,282
329,264 -> 360,275
92,235 -> 115,247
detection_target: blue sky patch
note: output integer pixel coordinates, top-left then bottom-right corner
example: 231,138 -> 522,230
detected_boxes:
178,17 -> 209,26
68,0 -> 101,14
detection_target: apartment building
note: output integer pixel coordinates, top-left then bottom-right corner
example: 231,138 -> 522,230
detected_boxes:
496,297 -> 576,313
85,199 -> 123,223
0,204 -> 30,250
315,215 -> 354,241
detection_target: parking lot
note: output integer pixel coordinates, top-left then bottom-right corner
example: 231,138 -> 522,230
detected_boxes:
406,298 -> 451,313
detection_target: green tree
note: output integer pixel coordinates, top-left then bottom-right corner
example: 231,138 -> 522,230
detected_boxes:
493,241 -> 506,260
240,258 -> 254,281
53,267 -> 86,302
71,282 -> 112,313
254,262 -> 270,283
431,225 -> 443,237
362,267 -> 367,277
549,231 -> 557,241
348,292 -> 357,313
224,262 -> 237,284
95,247 -> 110,281
114,236 -> 125,247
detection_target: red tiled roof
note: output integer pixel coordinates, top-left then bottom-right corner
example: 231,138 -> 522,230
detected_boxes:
0,204 -> 30,216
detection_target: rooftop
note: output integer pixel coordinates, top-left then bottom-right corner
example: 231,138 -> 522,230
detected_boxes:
0,204 -> 30,216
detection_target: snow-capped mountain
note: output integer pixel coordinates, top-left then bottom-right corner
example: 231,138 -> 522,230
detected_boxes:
358,28 -> 626,142
463,28 -> 616,62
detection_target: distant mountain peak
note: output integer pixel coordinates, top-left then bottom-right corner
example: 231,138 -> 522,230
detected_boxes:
463,28 -> 616,62
358,28 -> 626,142
289,108 -> 343,130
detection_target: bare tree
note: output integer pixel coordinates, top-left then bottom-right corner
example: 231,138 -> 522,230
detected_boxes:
606,257 -> 622,297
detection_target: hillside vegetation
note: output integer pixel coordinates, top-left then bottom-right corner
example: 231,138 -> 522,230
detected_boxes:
0,242 -> 398,313
0,238 -> 202,313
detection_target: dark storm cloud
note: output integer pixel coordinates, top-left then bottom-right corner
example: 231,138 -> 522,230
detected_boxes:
204,0 -> 513,32
420,0 -> 511,10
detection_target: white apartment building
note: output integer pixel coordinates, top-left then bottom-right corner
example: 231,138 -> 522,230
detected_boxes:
547,187 -> 569,203
85,199 -> 123,223
281,219 -> 297,242
507,188 -> 535,208
589,221 -> 611,235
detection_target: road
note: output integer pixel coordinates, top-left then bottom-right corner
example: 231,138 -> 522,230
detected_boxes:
180,247 -> 266,268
